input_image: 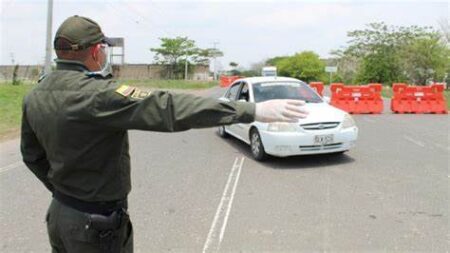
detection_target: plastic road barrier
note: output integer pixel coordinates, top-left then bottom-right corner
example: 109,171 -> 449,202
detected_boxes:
391,83 -> 447,114
330,83 -> 383,114
309,82 -> 324,96
220,76 -> 242,87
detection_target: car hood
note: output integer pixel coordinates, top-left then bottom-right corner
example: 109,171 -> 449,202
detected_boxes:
297,102 -> 346,124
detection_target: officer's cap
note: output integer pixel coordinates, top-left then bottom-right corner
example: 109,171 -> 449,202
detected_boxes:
54,15 -> 113,51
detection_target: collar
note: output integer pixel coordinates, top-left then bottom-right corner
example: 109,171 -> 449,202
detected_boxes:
55,59 -> 90,72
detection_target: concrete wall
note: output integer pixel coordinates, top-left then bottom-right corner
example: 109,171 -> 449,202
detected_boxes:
0,65 -> 42,81
0,64 -> 210,81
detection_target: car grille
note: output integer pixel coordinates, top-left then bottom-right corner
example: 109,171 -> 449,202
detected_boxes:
299,143 -> 343,151
300,122 -> 340,130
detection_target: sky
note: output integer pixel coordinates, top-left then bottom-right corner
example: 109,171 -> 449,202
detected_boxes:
0,0 -> 448,70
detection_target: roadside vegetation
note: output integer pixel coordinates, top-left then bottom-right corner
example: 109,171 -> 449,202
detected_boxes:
242,22 -> 449,87
0,82 -> 33,139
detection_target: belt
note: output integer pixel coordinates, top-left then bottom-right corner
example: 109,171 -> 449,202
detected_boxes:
53,190 -> 127,215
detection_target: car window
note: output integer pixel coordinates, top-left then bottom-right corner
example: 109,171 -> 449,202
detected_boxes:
238,82 -> 249,101
226,82 -> 241,100
252,81 -> 322,103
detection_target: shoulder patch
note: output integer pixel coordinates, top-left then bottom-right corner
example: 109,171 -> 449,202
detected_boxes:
115,85 -> 136,97
131,89 -> 152,100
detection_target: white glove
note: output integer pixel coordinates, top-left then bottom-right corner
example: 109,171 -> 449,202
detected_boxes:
255,99 -> 308,123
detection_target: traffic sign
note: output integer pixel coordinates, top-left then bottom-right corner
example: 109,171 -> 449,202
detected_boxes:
325,66 -> 337,73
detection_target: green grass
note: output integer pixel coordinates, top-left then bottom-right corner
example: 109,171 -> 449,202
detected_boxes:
120,79 -> 218,90
445,91 -> 450,109
0,82 -> 34,138
381,86 -> 393,98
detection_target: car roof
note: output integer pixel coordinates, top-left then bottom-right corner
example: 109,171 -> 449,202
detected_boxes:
237,76 -> 303,85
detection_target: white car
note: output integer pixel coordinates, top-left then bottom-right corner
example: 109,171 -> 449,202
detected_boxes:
218,76 -> 358,160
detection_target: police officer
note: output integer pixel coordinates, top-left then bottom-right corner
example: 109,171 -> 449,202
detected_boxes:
21,16 -> 308,253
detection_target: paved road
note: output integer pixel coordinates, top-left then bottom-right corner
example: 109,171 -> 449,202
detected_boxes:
1,87 -> 448,252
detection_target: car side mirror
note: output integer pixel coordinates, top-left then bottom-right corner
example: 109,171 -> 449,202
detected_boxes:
323,96 -> 331,103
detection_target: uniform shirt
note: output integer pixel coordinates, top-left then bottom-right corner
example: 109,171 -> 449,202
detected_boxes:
21,60 -> 255,202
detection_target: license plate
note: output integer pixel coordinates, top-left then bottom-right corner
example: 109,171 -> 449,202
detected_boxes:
314,134 -> 334,145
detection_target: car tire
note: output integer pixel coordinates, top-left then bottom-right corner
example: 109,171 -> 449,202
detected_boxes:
218,126 -> 229,138
250,129 -> 267,161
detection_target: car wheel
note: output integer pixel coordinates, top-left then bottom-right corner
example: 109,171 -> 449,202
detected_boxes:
250,129 -> 267,161
218,126 -> 229,138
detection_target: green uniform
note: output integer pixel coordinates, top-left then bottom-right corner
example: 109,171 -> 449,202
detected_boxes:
22,59 -> 255,201
21,59 -> 255,252
22,14 -> 256,253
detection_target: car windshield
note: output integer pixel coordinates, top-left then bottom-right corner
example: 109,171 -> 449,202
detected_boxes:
252,81 -> 323,103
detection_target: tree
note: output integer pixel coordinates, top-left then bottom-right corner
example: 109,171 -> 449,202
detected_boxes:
229,62 -> 238,68
266,56 -> 288,66
437,18 -> 449,44
335,22 -> 448,85
276,51 -> 326,82
151,37 -> 196,78
248,60 -> 267,76
400,37 -> 449,84
12,64 -> 21,85
151,37 -> 223,79
330,50 -> 360,84
193,48 -> 223,65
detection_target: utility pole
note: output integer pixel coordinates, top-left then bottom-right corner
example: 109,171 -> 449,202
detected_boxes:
10,53 -> 14,65
184,54 -> 188,80
212,41 -> 219,80
44,0 -> 53,75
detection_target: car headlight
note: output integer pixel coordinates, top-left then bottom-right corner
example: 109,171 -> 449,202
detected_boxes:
342,114 -> 356,129
267,122 -> 297,132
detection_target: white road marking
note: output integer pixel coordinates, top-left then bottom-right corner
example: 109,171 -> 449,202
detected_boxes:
202,157 -> 245,253
403,135 -> 425,148
0,161 -> 23,174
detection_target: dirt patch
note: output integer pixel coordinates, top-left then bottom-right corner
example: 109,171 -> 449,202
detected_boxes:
0,128 -> 20,142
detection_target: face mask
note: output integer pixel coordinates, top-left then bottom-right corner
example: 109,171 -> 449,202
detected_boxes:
86,43 -> 113,78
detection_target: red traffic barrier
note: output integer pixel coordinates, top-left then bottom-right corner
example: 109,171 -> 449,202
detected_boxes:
220,76 -> 242,87
330,83 -> 383,114
308,82 -> 324,96
391,83 -> 447,114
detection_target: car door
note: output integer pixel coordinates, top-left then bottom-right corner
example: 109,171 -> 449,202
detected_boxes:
234,82 -> 251,142
223,81 -> 242,136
